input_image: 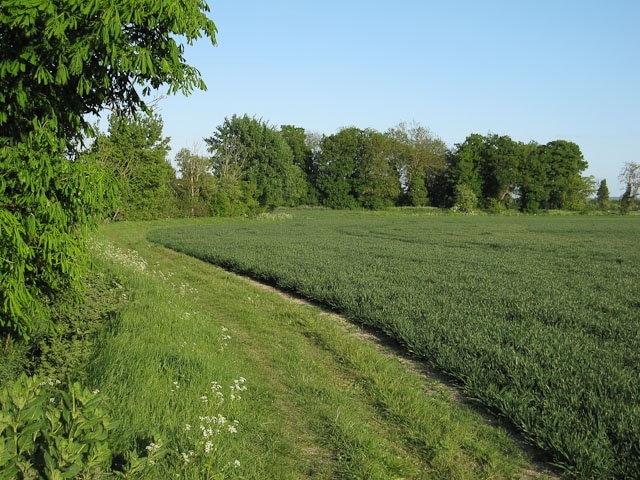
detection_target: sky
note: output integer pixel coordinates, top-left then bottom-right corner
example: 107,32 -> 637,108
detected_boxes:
156,0 -> 639,195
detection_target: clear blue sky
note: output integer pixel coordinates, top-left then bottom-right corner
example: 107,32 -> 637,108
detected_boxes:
157,0 -> 639,195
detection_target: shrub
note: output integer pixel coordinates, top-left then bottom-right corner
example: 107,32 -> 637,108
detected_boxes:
0,375 -> 162,478
452,183 -> 478,213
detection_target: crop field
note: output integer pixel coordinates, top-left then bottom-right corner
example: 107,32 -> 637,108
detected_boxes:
148,209 -> 640,479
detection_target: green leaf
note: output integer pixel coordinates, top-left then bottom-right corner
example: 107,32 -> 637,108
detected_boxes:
44,450 -> 57,475
62,461 -> 83,478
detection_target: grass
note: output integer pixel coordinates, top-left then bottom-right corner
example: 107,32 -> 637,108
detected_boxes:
147,208 -> 640,478
84,217 -> 554,479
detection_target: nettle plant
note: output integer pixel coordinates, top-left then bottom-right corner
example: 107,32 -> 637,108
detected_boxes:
0,375 -> 162,478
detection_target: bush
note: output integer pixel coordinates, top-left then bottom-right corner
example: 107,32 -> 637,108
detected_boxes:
0,375 -> 162,478
452,184 -> 478,213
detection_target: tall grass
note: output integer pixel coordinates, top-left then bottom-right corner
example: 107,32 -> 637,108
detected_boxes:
87,219 -> 550,479
148,209 -> 640,478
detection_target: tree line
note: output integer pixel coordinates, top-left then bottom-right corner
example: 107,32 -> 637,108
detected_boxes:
1,0 -> 638,345
84,111 -> 639,220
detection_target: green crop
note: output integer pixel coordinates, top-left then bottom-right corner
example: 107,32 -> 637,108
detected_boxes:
148,209 -> 640,479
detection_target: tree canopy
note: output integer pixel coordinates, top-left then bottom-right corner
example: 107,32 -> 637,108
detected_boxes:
205,115 -> 307,211
0,0 -> 216,143
87,111 -> 177,220
447,134 -> 591,212
1,0 -> 217,339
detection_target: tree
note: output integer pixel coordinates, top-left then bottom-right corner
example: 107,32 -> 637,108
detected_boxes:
1,0 -> 216,340
175,145 -> 212,216
517,142 -> 549,213
447,133 -> 522,208
386,122 -> 447,206
447,134 -> 486,203
205,115 -> 307,210
314,129 -> 360,209
480,134 -> 523,207
352,131 -> 401,209
446,135 -> 589,212
563,175 -> 596,211
88,112 -> 177,220
314,127 -> 401,209
620,185 -> 634,214
596,179 -> 610,210
538,140 -> 589,209
619,162 -> 640,203
205,139 -> 258,216
280,125 -> 318,205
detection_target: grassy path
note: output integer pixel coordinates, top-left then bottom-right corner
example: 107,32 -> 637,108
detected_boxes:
89,219 -> 557,479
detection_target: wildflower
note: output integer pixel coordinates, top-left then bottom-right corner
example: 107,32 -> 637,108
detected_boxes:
184,423 -> 191,431
200,395 -> 208,403
146,443 -> 161,453
204,441 -> 213,454
234,460 -> 241,468
92,389 -> 100,395
228,425 -> 238,434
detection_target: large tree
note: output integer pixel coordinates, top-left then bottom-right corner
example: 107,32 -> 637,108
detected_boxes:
517,142 -> 550,212
386,122 -> 447,207
174,145 -> 212,216
315,127 -> 401,209
619,162 -> 640,202
480,134 -> 523,206
352,130 -> 401,209
1,0 -> 216,339
596,179 -> 610,210
205,115 -> 307,210
446,134 -> 486,203
88,111 -> 177,220
447,135 -> 589,211
314,129 -> 360,209
538,140 -> 589,209
280,125 -> 318,205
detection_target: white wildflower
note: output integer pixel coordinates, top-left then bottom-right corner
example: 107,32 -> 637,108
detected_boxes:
145,443 -> 161,453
